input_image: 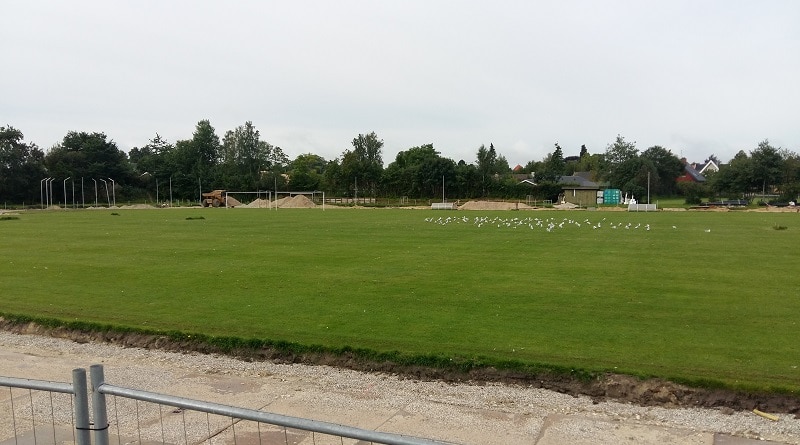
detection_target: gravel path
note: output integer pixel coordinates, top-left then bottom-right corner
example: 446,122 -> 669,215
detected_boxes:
1,331 -> 798,445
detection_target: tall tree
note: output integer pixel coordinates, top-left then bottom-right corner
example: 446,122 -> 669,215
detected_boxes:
540,143 -> 566,182
219,121 -> 278,190
750,139 -> 783,195
129,134 -> 173,176
640,145 -> 684,196
191,119 -> 221,182
129,134 -> 174,202
603,135 -> 639,166
340,132 -> 384,197
601,135 -> 639,189
169,120 -> 221,199
0,126 -> 46,204
709,150 -> 753,197
383,144 -> 455,198
45,131 -> 132,202
289,153 -> 326,190
476,143 -> 498,196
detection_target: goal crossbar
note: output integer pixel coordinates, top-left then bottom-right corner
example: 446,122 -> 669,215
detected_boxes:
273,191 -> 325,210
223,191 -> 273,209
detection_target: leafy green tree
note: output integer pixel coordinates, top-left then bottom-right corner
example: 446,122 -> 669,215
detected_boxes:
677,180 -> 707,205
340,132 -> 383,197
778,149 -> 800,201
709,150 -> 752,197
750,139 -> 783,195
167,120 -> 223,200
604,135 -> 639,166
601,135 -> 639,190
382,144 -> 456,198
218,121 -> 282,190
129,133 -> 172,175
640,145 -> 684,196
540,143 -> 566,182
574,153 -> 603,177
0,126 -> 46,204
129,134 -> 174,202
289,154 -> 326,190
191,119 -> 221,182
522,160 -> 542,176
615,157 -> 656,200
494,154 -> 511,175
45,131 -> 133,202
476,143 -> 499,196
454,160 -> 481,198
322,159 -> 345,195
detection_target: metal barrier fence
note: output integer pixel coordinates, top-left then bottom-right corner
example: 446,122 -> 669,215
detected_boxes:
1,365 -> 448,445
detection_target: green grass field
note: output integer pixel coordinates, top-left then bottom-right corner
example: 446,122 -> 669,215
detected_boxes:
1,208 -> 799,393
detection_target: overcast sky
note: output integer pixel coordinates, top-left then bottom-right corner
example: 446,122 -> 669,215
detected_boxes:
3,0 -> 799,167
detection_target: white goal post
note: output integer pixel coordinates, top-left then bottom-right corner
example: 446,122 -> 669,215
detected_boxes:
272,191 -> 326,211
222,190 -> 273,208
222,190 -> 326,210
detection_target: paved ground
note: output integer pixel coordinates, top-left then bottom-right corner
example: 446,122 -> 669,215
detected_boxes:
0,334 -> 796,445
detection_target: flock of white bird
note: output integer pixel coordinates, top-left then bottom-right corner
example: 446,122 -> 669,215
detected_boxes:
423,215 -> 668,232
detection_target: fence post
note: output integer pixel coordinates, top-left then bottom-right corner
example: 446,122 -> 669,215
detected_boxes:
72,369 -> 91,445
89,365 -> 110,445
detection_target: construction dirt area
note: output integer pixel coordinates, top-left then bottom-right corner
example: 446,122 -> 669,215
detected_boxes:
2,327 -> 800,445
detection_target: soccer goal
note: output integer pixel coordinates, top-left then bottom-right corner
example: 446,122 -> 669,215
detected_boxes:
272,191 -> 326,210
223,190 -> 273,209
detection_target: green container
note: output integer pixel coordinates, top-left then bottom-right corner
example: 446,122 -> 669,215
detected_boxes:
603,189 -> 621,204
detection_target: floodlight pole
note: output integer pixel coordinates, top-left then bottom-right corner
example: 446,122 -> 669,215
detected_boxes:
72,178 -> 76,208
108,178 -> 116,207
169,176 -> 173,207
81,177 -> 85,208
63,177 -> 71,208
100,179 -> 110,207
647,171 -> 651,204
45,177 -> 53,208
140,172 -> 151,204
40,178 -> 48,209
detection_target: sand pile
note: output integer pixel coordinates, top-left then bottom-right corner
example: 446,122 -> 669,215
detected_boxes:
120,204 -> 155,209
278,195 -> 317,208
553,202 -> 579,209
243,198 -> 270,208
224,196 -> 243,207
458,200 -> 531,210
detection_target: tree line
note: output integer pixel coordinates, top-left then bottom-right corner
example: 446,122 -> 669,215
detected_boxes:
1,121 -> 798,206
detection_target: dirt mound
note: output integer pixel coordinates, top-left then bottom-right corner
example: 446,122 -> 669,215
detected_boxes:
553,202 -> 579,210
120,204 -> 156,210
459,201 -> 531,210
243,198 -> 271,208
277,195 -> 317,208
225,196 -> 243,207
1,319 -> 798,415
